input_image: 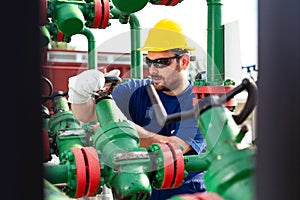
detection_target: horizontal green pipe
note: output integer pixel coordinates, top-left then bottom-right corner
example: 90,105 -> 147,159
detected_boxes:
44,164 -> 68,184
184,154 -> 210,172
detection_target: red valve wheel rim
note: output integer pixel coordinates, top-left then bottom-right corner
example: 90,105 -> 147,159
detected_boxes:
93,0 -> 102,28
82,147 -> 101,197
158,143 -> 174,189
99,0 -> 110,29
166,142 -> 185,188
168,0 -> 181,6
71,148 -> 86,198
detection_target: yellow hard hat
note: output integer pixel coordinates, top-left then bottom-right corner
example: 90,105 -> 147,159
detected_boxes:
138,18 -> 196,52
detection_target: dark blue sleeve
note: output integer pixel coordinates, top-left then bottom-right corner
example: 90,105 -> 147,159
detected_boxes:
111,79 -> 150,122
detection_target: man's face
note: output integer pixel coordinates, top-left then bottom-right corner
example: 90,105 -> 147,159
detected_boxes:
146,51 -> 183,91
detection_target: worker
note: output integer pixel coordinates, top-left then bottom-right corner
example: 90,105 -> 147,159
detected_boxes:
68,18 -> 207,199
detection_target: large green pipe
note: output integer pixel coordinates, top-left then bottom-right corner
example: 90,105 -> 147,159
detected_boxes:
79,27 -> 97,70
44,164 -> 69,184
55,1 -> 85,36
110,8 -> 143,79
95,98 -> 127,127
206,0 -> 224,85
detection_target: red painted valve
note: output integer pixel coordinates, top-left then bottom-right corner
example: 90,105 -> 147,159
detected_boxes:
92,0 -> 110,29
71,147 -> 101,198
150,142 -> 185,190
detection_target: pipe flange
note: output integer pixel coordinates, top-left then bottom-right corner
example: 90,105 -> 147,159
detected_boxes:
99,0 -> 110,29
71,148 -> 87,198
81,147 -> 101,197
92,0 -> 102,28
166,141 -> 185,188
148,143 -> 175,189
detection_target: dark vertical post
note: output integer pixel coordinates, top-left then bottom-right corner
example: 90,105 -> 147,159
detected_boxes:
0,0 -> 44,199
257,0 -> 300,199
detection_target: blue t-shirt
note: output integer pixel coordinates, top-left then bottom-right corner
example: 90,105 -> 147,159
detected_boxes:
112,79 -> 206,199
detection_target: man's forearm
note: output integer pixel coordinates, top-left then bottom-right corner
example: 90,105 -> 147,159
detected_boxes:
134,124 -> 191,154
70,99 -> 97,123
71,101 -> 191,154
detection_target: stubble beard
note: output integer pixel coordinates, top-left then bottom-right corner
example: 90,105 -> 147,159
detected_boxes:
152,64 -> 181,92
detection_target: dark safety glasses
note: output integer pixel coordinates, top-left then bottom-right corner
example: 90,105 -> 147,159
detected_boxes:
145,54 -> 183,68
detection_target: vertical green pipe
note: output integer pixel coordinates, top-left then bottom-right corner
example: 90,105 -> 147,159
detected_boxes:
95,98 -> 127,127
110,8 -> 143,79
79,27 -> 97,70
206,0 -> 224,85
129,14 -> 143,79
52,95 -> 70,113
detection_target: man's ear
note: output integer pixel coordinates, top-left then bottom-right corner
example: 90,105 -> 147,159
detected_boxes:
181,54 -> 190,70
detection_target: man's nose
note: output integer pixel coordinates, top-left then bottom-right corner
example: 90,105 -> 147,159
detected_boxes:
149,63 -> 158,74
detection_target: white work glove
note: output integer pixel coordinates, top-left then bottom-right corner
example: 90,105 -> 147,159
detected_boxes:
68,69 -> 120,104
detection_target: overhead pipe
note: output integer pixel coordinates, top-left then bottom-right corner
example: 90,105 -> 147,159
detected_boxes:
206,0 -> 224,85
129,14 -> 143,79
79,27 -> 97,70
110,7 -> 143,79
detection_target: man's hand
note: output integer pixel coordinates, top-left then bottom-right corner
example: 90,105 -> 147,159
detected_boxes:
68,69 -> 120,104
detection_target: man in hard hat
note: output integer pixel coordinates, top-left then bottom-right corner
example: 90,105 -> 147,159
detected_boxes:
68,18 -> 206,199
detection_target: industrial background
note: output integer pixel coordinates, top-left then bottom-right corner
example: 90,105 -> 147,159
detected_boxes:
1,0 -> 299,200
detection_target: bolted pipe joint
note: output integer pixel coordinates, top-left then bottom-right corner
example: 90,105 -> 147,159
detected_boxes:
91,121 -> 140,167
110,149 -> 152,199
147,142 -> 186,190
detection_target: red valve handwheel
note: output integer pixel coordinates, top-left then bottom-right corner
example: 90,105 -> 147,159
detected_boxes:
71,148 -> 87,198
99,0 -> 110,29
92,0 -> 102,28
82,147 -> 101,197
158,143 -> 175,189
166,142 -> 185,188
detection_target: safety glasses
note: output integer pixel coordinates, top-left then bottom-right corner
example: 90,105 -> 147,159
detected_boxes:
145,54 -> 183,68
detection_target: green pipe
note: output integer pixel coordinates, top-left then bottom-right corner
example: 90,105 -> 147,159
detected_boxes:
206,0 -> 224,85
48,95 -> 85,158
95,98 -> 127,127
44,164 -> 69,184
55,1 -> 85,36
129,14 -> 143,79
79,27 -> 97,70
110,7 -> 143,79
51,95 -> 70,113
198,107 -> 240,155
183,153 -> 210,172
